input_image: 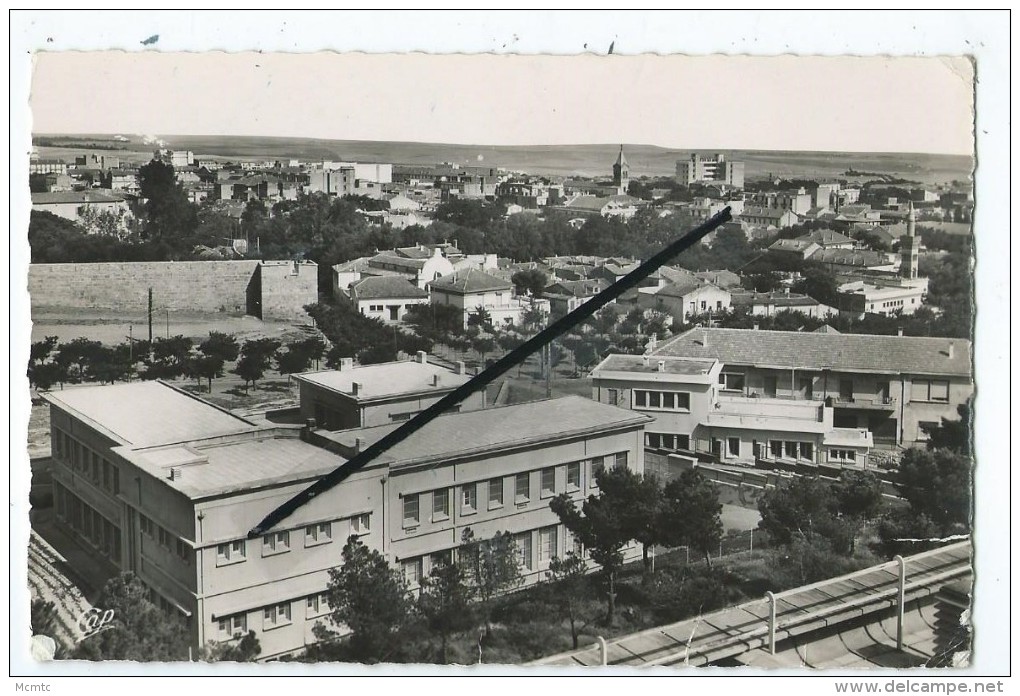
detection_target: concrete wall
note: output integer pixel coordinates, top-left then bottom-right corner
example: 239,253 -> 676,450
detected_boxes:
257,261 -> 319,320
28,260 -> 318,321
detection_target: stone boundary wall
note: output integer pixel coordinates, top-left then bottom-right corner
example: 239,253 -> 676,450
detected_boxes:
28,260 -> 318,320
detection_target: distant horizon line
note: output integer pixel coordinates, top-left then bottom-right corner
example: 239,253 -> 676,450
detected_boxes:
31,132 -> 973,159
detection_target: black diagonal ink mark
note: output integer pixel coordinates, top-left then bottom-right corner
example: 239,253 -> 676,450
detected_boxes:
248,207 -> 732,538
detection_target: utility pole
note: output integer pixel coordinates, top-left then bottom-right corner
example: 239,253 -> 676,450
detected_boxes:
546,340 -> 554,395
147,287 -> 154,358
166,309 -> 170,339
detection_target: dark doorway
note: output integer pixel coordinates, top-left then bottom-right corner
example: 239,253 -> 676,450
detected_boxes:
245,265 -> 262,319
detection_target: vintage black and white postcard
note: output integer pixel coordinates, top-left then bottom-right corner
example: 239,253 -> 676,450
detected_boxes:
8,9 -> 1010,691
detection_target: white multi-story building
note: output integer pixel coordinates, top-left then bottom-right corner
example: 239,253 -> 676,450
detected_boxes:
675,153 -> 745,189
43,381 -> 649,660
591,354 -> 874,468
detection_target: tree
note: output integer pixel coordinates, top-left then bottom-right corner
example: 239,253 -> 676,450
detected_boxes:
30,599 -> 60,640
191,354 -> 225,392
72,572 -> 190,661
519,304 -> 548,334
467,307 -> 493,332
78,205 -> 128,239
549,467 -> 632,625
233,352 -> 266,393
138,159 -> 198,241
403,302 -> 464,339
588,308 -> 618,336
511,269 -> 549,297
921,400 -> 972,455
757,476 -> 839,547
146,335 -> 195,381
90,345 -> 136,384
659,470 -> 724,568
28,336 -> 62,390
791,264 -> 841,307
598,468 -> 664,574
457,528 -> 523,637
471,336 -> 497,363
830,470 -> 885,554
201,630 -> 261,662
54,337 -> 104,383
416,560 -> 476,663
232,338 -> 282,392
322,536 -> 412,663
895,448 -> 972,532
544,553 -> 597,649
199,331 -> 240,362
275,343 -> 314,377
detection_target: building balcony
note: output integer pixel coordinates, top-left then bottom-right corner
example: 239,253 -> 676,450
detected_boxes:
705,395 -> 830,433
826,395 -> 897,411
822,427 -> 874,449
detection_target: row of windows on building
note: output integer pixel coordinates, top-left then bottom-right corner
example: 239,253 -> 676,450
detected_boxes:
870,298 -> 916,309
400,454 -> 628,529
53,482 -> 122,564
139,513 -> 192,564
217,591 -> 332,640
214,515 -> 371,567
52,428 -> 121,496
645,432 -> 820,461
633,390 -> 692,412
399,524 -> 577,587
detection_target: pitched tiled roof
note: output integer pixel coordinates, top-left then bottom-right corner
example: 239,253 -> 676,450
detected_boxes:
543,279 -> 607,298
369,252 -> 427,271
32,191 -> 126,205
808,248 -> 892,268
563,195 -> 608,212
654,275 -> 708,298
742,206 -> 795,220
429,268 -> 512,294
650,327 -> 971,377
695,270 -> 742,288
769,238 -> 818,253
350,275 -> 429,300
798,229 -> 855,246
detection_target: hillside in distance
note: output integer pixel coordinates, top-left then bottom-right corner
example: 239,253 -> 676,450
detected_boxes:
34,134 -> 974,186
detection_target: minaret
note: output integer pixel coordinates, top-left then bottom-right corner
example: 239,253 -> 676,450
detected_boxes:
900,202 -> 919,280
612,145 -> 629,195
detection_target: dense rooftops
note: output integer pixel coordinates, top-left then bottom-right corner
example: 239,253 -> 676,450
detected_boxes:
651,327 -> 971,377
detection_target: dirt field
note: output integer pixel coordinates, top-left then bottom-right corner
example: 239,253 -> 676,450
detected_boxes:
29,307 -> 313,346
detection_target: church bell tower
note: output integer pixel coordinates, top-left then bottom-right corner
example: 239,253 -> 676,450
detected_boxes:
612,145 -> 629,195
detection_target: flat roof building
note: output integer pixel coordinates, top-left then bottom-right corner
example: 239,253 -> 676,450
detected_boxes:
292,353 -> 482,430
44,381 -> 650,660
591,354 -> 874,469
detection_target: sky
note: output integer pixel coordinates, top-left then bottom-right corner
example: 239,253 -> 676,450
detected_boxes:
29,52 -> 975,156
